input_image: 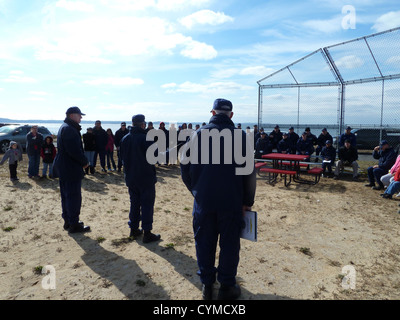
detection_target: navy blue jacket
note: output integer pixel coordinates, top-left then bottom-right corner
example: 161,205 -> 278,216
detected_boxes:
277,138 -> 291,153
26,132 -> 44,156
320,145 -> 336,163
373,147 -> 397,172
287,132 -> 299,153
120,126 -> 157,188
255,137 -> 273,159
296,138 -> 314,155
53,118 -> 88,181
93,127 -> 108,152
339,132 -> 357,148
180,114 -> 256,213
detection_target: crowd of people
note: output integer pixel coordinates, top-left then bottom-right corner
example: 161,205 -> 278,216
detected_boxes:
254,125 -> 361,180
2,102 -> 400,299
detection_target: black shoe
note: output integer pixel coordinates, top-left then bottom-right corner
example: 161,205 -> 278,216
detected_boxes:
217,284 -> 241,300
68,224 -> 91,233
143,231 -> 161,243
381,193 -> 392,199
365,183 -> 375,187
333,175 -> 339,180
372,186 -> 383,190
63,221 -> 84,230
202,284 -> 213,300
129,228 -> 143,238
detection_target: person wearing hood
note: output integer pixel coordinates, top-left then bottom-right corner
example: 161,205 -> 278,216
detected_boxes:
53,107 -> 90,233
41,136 -> 57,178
0,141 -> 23,181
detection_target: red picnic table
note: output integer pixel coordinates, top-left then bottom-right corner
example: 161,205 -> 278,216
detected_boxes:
256,153 -> 323,186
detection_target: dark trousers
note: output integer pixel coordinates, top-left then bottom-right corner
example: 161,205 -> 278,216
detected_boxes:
367,166 -> 386,188
94,150 -> 106,169
128,184 -> 155,231
9,162 -> 18,179
59,180 -> 82,226
117,149 -> 123,170
192,200 -> 242,286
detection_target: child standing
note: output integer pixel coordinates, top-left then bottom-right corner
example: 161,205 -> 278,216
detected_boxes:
0,141 -> 23,181
41,136 -> 57,178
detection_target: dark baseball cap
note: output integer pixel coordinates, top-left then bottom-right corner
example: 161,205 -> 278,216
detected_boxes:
66,106 -> 85,116
212,98 -> 233,111
132,114 -> 145,123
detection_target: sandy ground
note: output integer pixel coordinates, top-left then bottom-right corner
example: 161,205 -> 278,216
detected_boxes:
1,155 -> 400,300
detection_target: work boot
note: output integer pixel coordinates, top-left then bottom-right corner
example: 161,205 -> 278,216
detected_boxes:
202,284 -> 213,300
217,284 -> 241,300
68,223 -> 90,233
143,231 -> 161,243
129,228 -> 143,238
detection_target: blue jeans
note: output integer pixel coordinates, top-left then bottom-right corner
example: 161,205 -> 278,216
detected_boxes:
367,166 -> 386,188
42,162 -> 53,177
28,154 -> 40,177
385,181 -> 400,195
106,151 -> 116,170
84,151 -> 95,166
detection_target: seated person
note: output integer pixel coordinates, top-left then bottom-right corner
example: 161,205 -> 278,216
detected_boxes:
380,169 -> 400,199
381,154 -> 400,188
365,140 -> 397,190
269,125 -> 283,149
320,140 -> 336,177
296,132 -> 314,161
287,127 -> 299,154
316,128 -> 333,160
277,132 -> 290,154
255,132 -> 273,159
339,126 -> 356,148
334,139 -> 359,180
305,127 -> 317,146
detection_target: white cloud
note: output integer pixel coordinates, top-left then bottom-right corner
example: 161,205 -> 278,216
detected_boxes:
156,0 -> 211,11
84,77 -> 144,86
56,0 -> 94,12
335,55 -> 364,69
180,39 -> 217,60
35,15 -> 217,62
162,81 -> 254,94
211,66 -> 274,79
303,16 -> 343,34
29,91 -> 49,96
3,71 -> 37,83
179,10 -> 234,29
372,11 -> 400,32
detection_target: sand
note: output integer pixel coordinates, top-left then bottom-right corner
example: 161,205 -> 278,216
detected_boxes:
1,156 -> 400,300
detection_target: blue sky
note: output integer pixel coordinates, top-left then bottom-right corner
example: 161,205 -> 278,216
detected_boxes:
0,0 -> 399,124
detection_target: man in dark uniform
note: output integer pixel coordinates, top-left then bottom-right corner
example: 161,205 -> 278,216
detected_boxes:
114,122 -> 129,172
53,107 -> 90,233
287,127 -> 299,154
180,98 -> 256,300
120,114 -> 160,243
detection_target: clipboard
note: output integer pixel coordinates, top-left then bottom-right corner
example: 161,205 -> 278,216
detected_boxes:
241,211 -> 257,242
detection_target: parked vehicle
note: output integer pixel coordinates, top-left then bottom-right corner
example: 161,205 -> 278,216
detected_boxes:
0,124 -> 53,153
351,128 -> 400,150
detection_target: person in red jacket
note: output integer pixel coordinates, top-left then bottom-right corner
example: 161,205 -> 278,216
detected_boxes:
41,136 -> 57,178
105,128 -> 117,171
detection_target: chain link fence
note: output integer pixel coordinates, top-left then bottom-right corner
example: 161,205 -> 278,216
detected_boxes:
258,27 -> 400,150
